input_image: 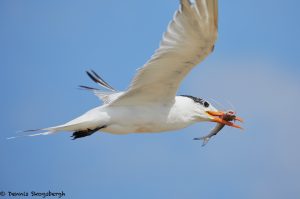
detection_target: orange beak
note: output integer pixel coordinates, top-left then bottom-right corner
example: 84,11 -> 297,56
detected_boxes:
206,111 -> 244,129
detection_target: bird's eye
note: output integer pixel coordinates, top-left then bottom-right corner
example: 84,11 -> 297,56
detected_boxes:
204,101 -> 209,108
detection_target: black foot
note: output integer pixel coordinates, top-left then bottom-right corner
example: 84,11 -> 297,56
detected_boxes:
71,125 -> 106,140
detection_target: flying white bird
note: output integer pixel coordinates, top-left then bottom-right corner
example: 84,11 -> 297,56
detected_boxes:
14,0 -> 243,144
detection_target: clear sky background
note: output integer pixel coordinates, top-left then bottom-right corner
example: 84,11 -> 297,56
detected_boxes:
1,0 -> 300,198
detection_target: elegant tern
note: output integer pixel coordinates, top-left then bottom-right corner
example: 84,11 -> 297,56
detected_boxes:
12,0 -> 243,143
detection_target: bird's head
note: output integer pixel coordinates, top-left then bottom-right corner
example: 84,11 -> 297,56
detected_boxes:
181,95 -> 243,129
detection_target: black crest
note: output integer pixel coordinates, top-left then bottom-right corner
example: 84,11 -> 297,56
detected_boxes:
180,95 -> 210,108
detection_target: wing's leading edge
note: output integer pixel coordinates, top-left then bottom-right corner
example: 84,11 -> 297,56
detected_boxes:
111,0 -> 218,106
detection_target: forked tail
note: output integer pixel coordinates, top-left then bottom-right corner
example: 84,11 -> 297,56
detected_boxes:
8,120 -> 106,140
7,123 -> 82,140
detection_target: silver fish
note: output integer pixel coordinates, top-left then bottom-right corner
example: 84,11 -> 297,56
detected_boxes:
194,110 -> 237,146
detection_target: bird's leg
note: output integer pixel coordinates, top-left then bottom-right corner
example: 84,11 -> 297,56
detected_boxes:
71,125 -> 107,140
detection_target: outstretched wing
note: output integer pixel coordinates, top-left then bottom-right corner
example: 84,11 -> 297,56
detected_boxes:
80,85 -> 123,104
111,0 -> 218,106
80,70 -> 123,104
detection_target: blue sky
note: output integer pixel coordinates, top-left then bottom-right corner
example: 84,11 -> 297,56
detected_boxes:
1,0 -> 300,199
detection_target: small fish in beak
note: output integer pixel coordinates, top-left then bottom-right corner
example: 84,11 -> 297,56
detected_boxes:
194,110 -> 243,146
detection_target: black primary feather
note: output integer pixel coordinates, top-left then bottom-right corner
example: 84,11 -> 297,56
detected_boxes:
86,70 -> 116,91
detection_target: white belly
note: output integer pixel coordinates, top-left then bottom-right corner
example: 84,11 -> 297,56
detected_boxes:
103,122 -> 185,134
101,105 -> 195,135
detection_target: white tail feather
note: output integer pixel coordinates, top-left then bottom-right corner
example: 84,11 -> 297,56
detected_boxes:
8,120 -> 91,140
7,131 -> 55,140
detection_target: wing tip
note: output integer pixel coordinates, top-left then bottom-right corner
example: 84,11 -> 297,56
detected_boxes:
85,70 -> 116,91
